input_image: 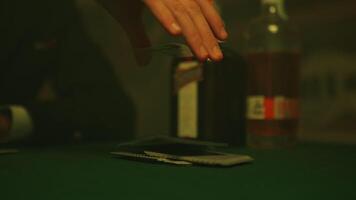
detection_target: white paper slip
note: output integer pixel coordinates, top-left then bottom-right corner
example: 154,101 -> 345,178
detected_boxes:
111,151 -> 192,166
144,151 -> 254,167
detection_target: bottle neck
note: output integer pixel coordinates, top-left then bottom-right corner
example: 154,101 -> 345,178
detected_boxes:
261,0 -> 288,20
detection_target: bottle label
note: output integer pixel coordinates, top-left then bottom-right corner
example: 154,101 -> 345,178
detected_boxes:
247,96 -> 299,120
175,60 -> 202,139
174,61 -> 203,93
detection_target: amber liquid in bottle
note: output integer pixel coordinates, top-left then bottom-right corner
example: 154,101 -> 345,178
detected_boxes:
244,0 -> 301,148
246,52 -> 300,148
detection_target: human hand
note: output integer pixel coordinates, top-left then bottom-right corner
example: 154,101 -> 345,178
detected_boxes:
97,0 -> 227,63
143,0 -> 228,61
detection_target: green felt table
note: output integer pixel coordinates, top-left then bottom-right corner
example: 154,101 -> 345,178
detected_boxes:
1,143 -> 355,200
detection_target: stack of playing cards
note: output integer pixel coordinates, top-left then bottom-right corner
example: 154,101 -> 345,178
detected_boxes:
111,135 -> 253,167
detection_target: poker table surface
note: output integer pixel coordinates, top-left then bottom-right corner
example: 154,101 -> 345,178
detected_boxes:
1,142 -> 355,200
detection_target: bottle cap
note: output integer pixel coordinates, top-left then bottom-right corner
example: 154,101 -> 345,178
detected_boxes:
261,0 -> 288,20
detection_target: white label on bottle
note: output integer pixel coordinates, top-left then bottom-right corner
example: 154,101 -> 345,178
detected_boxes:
246,96 -> 265,120
174,61 -> 202,93
247,96 -> 299,120
176,61 -> 200,139
274,96 -> 286,120
178,81 -> 198,138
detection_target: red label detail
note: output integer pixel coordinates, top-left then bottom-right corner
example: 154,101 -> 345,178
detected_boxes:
247,96 -> 299,120
264,98 -> 274,120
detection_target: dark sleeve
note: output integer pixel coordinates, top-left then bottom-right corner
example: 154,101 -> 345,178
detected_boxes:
25,13 -> 136,144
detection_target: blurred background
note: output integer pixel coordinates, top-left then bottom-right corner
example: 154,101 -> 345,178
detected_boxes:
73,0 -> 356,143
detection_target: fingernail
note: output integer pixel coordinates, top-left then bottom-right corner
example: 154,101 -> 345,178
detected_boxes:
220,29 -> 228,39
213,45 -> 223,60
171,23 -> 181,33
200,46 -> 208,58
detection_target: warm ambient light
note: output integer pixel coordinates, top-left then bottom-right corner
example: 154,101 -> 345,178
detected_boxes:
268,24 -> 279,33
269,6 -> 277,14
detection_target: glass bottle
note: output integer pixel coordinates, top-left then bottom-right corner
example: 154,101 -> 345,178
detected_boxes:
244,0 -> 301,148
